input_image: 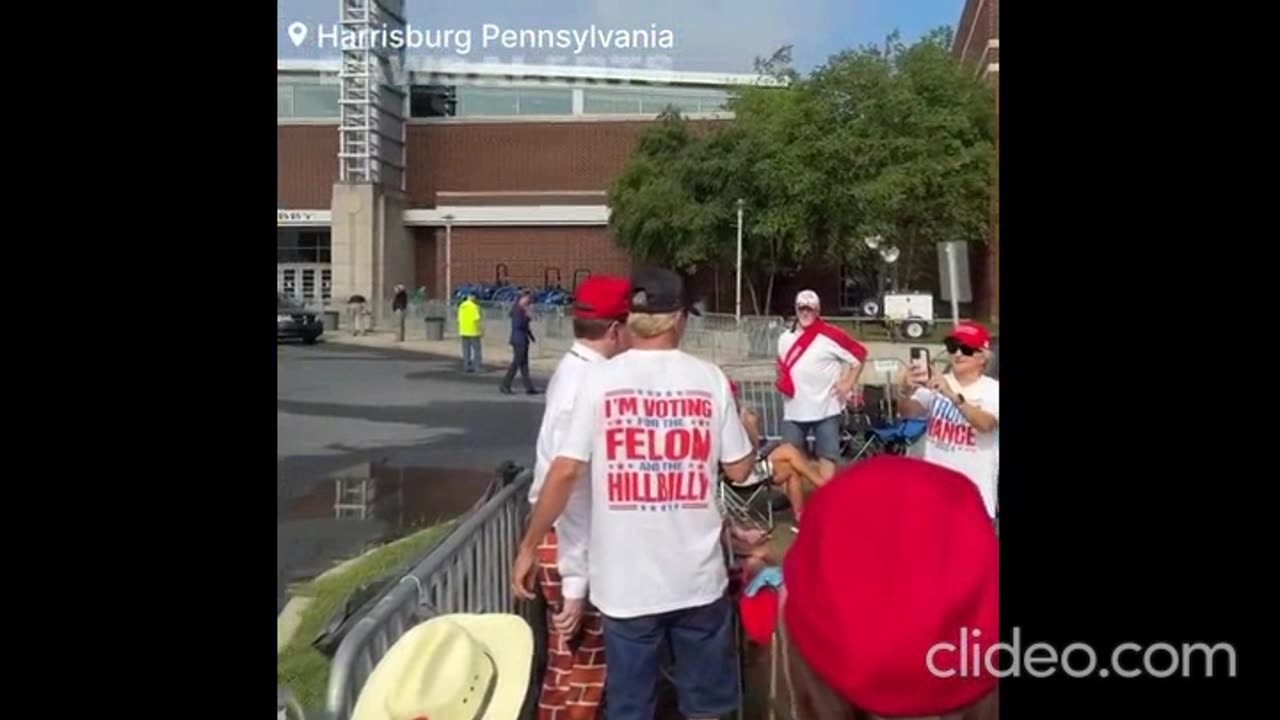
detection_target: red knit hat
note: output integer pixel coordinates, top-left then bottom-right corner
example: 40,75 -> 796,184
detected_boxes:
782,456 -> 998,717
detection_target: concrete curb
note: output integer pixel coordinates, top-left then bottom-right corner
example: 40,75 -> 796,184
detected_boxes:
277,597 -> 315,654
276,553 -> 368,654
276,522 -> 462,654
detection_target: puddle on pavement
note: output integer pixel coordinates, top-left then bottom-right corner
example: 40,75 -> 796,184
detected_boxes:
283,461 -> 498,542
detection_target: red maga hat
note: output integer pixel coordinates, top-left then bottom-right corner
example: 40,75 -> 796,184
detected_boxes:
572,276 -> 631,320
947,322 -> 991,351
782,455 -> 999,717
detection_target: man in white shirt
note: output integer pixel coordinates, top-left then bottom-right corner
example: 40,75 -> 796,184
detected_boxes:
775,290 -> 867,495
898,322 -> 1001,519
528,275 -> 633,720
513,267 -> 757,720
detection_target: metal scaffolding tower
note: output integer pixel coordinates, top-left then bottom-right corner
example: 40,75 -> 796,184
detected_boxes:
338,0 -> 406,192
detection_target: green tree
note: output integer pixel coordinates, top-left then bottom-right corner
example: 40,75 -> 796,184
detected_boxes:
606,111 -> 727,273
809,29 -> 995,287
608,30 -> 994,312
609,47 -> 830,315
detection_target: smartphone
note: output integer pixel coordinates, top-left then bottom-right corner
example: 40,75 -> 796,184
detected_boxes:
909,346 -> 931,383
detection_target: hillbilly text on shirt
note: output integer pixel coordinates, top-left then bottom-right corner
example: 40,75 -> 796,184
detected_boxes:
601,389 -> 714,511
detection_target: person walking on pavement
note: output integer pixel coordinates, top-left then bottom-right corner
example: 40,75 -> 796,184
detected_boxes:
500,290 -> 539,394
392,284 -> 408,342
529,275 -> 633,720
457,293 -> 483,373
347,294 -> 369,336
512,267 -> 758,720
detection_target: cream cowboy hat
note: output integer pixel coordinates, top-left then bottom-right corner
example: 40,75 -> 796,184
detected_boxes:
351,613 -> 533,720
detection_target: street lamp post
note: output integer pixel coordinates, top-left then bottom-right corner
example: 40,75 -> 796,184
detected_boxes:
735,198 -> 744,322
443,213 -> 455,302
944,242 -> 961,328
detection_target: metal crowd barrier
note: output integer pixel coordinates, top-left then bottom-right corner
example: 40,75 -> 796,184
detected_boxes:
368,300 -> 970,375
723,356 -> 946,441
324,468 -> 536,720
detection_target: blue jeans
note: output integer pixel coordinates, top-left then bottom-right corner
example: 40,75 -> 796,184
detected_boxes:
781,414 -> 843,462
600,596 -> 739,720
461,337 -> 482,373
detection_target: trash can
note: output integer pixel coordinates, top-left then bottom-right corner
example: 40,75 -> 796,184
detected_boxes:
323,310 -> 340,331
424,316 -> 445,341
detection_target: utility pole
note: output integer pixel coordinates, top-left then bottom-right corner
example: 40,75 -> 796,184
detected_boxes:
735,198 -> 744,322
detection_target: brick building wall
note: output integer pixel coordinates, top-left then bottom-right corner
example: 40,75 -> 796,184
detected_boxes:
404,120 -> 724,205
277,125 -> 338,208
411,226 -> 631,298
280,119 -> 725,299
279,119 -> 724,209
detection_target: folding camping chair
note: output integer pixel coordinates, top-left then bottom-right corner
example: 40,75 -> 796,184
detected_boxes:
717,441 -> 785,533
843,417 -> 929,462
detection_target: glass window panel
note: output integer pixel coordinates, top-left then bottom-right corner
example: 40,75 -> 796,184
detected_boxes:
582,89 -> 643,114
302,269 -> 316,301
292,82 -> 340,118
515,88 -> 573,115
457,87 -> 520,115
583,87 -> 729,115
277,84 -> 294,117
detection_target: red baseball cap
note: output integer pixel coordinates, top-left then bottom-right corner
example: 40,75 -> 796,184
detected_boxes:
783,456 -> 998,717
946,322 -> 991,351
572,276 -> 631,320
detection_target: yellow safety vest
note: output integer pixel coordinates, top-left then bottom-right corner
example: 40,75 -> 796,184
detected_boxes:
458,301 -> 482,337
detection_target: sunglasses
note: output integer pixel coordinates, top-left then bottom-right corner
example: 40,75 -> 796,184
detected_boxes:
796,305 -> 818,313
944,339 -> 981,356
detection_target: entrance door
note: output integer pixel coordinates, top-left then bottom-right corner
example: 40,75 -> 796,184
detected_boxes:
277,264 -> 331,305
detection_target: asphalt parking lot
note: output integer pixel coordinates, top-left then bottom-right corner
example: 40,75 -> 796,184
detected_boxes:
276,341 -> 549,611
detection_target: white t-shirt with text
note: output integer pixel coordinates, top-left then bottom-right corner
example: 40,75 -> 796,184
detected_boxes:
531,342 -> 603,599
911,374 -> 1001,517
777,329 -> 863,422
555,348 -> 755,618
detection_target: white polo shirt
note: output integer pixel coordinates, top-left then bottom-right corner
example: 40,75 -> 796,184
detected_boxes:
531,341 -> 604,600
777,327 -> 865,422
555,349 -> 755,618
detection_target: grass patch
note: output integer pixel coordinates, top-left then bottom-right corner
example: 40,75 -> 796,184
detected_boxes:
277,519 -> 459,712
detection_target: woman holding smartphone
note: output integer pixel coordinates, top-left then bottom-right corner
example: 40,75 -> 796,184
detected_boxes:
897,322 -> 1000,520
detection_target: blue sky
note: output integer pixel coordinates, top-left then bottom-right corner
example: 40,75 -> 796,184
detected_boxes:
277,1 -> 966,74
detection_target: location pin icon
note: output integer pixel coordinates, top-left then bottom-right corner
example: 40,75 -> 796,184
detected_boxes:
288,22 -> 308,47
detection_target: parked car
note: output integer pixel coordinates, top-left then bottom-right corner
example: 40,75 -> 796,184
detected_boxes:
277,293 -> 323,344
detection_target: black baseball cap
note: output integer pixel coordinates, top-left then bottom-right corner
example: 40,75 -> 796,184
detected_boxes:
629,267 -> 702,316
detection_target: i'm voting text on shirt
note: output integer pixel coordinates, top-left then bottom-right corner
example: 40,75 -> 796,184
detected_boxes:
556,349 -> 753,618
